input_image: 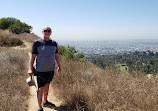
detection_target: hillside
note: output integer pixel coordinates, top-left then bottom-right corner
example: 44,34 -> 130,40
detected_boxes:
1,29 -> 158,111
0,29 -> 39,111
0,29 -> 39,42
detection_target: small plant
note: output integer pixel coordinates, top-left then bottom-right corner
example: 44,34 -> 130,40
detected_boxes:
0,35 -> 23,46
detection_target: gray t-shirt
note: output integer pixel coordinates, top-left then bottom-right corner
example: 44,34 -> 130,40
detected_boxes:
31,39 -> 58,72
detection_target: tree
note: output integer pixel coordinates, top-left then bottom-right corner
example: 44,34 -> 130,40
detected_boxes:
57,44 -> 84,60
9,20 -> 32,34
0,17 -> 17,29
0,17 -> 32,34
0,18 -> 10,29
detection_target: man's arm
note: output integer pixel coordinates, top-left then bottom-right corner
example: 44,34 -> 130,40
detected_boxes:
55,53 -> 61,74
28,54 -> 36,76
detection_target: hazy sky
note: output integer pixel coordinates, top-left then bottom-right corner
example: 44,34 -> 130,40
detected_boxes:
0,0 -> 158,40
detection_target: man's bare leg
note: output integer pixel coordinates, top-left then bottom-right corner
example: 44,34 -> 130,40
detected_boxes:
43,83 -> 50,103
37,87 -> 44,109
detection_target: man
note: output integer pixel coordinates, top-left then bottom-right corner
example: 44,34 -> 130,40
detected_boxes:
28,26 -> 61,111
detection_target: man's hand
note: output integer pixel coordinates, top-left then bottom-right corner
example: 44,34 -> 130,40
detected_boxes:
28,70 -> 33,77
55,53 -> 61,74
57,66 -> 61,74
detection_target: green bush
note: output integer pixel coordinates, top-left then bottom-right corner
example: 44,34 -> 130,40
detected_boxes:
0,35 -> 23,46
9,20 -> 32,34
0,18 -> 9,29
58,44 -> 85,60
0,17 -> 16,29
0,17 -> 32,34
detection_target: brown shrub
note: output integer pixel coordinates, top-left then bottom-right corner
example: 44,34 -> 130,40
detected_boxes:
0,35 -> 23,47
0,29 -> 39,43
0,49 -> 29,111
10,33 -> 40,43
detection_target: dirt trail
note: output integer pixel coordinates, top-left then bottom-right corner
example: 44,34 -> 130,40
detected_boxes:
12,40 -> 32,50
13,41 -> 62,111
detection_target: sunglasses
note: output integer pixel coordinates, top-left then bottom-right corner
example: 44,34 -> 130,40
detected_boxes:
43,30 -> 51,33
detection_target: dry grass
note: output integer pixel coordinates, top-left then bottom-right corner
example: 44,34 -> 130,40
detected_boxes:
52,59 -> 158,111
0,29 -> 40,43
10,33 -> 40,43
0,30 -> 38,111
0,34 -> 23,47
0,48 -> 29,111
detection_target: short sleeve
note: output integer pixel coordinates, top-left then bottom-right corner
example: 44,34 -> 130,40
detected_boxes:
31,41 -> 38,54
55,42 -> 58,53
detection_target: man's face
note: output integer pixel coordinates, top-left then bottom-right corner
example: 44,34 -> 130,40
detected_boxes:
42,27 -> 52,38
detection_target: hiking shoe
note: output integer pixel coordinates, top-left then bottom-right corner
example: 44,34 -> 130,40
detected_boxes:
43,101 -> 56,108
38,108 -> 43,111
